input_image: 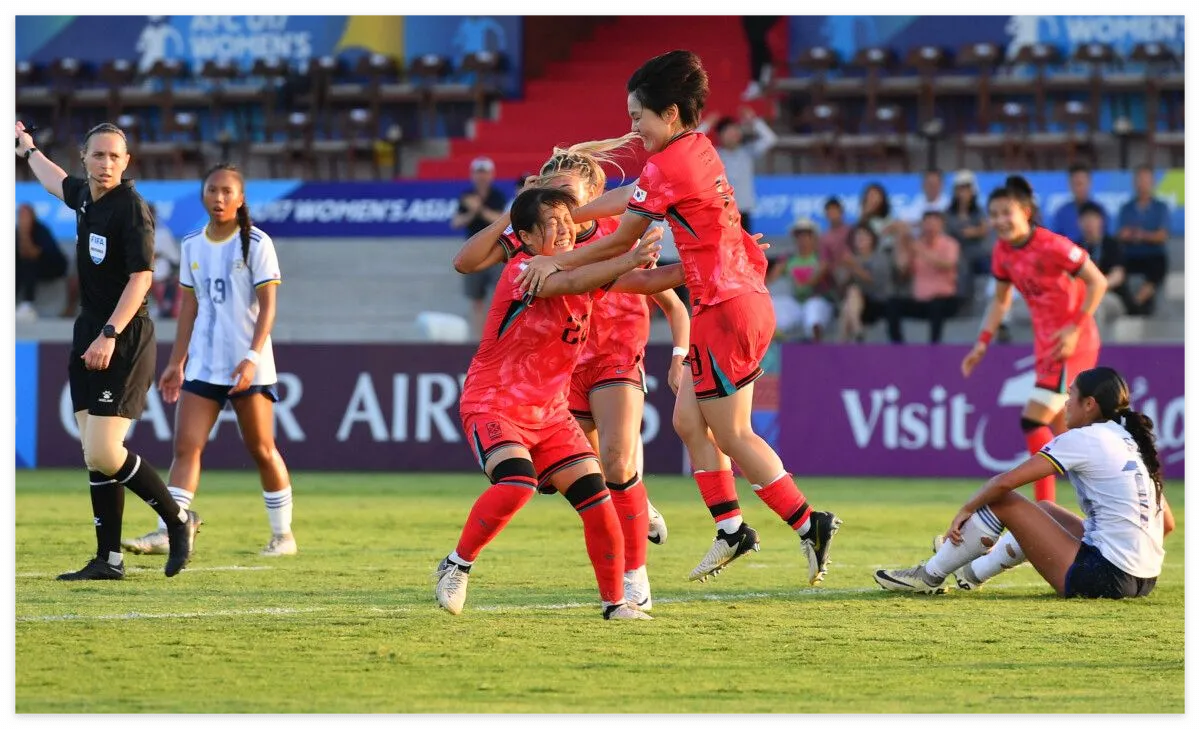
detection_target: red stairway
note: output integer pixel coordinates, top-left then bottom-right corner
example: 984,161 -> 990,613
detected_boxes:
416,16 -> 781,181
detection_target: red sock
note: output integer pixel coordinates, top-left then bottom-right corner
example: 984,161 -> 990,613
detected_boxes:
1024,425 -> 1056,502
453,479 -> 536,562
754,473 -> 812,531
608,476 -> 648,571
695,470 -> 740,524
576,495 -> 625,605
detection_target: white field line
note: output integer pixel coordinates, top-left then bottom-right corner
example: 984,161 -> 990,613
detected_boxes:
16,564 -> 274,578
17,582 -> 1051,622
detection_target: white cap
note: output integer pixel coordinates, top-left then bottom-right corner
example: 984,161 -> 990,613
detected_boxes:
952,169 -> 977,188
470,156 -> 495,173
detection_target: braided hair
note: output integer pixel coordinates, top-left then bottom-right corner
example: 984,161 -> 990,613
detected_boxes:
202,163 -> 253,264
1074,367 -> 1165,506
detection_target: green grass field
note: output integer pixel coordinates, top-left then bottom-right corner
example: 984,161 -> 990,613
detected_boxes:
15,470 -> 1184,713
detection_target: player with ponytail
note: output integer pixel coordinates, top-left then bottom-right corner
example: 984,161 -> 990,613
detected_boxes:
123,164 -> 298,558
877,367 -> 1174,599
962,175 -> 1109,503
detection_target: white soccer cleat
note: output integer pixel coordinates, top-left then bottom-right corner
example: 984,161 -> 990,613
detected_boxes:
932,535 -> 984,591
873,564 -> 946,594
434,556 -> 470,615
647,501 -> 668,545
602,603 -> 653,620
688,524 -> 760,582
121,529 -> 170,555
624,565 -> 653,611
260,533 -> 298,557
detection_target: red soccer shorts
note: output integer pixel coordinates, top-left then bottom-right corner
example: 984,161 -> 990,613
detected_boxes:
462,409 -> 597,489
1034,321 -> 1101,395
568,362 -> 647,421
687,292 -> 773,401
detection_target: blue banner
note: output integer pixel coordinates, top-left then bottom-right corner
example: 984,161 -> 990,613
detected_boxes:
751,169 -> 1184,238
16,15 -> 522,97
16,342 -> 39,469
789,15 -> 1184,63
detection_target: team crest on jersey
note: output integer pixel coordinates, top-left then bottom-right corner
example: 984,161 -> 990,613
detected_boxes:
191,261 -> 200,271
632,185 -> 647,203
1068,247 -> 1084,263
88,233 -> 107,264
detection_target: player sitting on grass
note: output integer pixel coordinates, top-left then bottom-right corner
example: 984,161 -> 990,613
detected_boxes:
435,186 -> 686,620
875,367 -> 1173,599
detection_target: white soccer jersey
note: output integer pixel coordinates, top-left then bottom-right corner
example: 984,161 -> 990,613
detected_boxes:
1040,420 -> 1165,578
178,225 -> 281,386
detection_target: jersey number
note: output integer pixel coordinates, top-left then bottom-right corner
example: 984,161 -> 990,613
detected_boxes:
561,314 -> 589,345
205,277 -> 227,304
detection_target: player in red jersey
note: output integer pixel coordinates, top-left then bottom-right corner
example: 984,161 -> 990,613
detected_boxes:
454,138 -> 691,612
435,186 -> 686,620
516,50 -> 842,586
962,176 -> 1108,502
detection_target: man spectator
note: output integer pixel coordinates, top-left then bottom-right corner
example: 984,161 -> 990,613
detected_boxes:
450,157 -> 507,337
818,196 -> 852,272
1077,201 -> 1129,329
15,203 -> 67,322
1116,164 -> 1171,315
886,211 -> 960,344
1050,163 -> 1106,244
900,169 -> 949,226
698,107 -> 777,232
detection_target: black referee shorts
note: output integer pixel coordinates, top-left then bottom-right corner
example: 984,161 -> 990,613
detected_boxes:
69,312 -> 156,419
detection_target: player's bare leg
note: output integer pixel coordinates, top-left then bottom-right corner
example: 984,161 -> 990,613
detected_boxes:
944,499 -> 1086,590
591,384 -> 653,610
233,392 -> 296,556
123,391 -> 218,555
699,383 -> 841,585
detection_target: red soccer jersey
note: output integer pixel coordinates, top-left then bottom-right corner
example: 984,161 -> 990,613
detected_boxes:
626,131 -> 767,311
991,225 -> 1098,356
460,253 -> 604,428
576,217 -> 650,368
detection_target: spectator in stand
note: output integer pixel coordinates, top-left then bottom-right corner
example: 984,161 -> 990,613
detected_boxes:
1116,165 -> 1171,315
1050,163 -> 1106,244
944,170 -> 990,306
15,203 -> 68,322
1077,201 -> 1129,329
836,223 -> 894,343
450,157 -> 508,337
887,211 -> 960,344
859,182 -> 904,250
900,169 -> 950,226
741,16 -> 783,100
818,196 -> 852,272
767,217 -> 833,342
148,203 -> 181,319
698,107 -> 778,232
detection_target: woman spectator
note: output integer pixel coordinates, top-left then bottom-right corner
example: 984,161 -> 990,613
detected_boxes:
836,224 -> 894,342
16,203 -> 68,322
944,170 -> 990,307
767,218 -> 833,342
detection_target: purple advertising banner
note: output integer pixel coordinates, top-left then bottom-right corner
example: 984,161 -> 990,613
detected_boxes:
36,344 -> 684,474
778,345 -> 1184,480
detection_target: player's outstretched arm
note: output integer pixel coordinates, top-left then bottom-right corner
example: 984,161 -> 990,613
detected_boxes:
15,122 -> 68,202
962,279 -> 1013,378
536,235 -> 661,298
944,455 -> 1057,543
161,289 -> 198,404
609,264 -> 685,295
1075,258 -> 1108,321
651,288 -> 690,394
1162,497 -> 1176,537
573,183 -> 636,223
453,212 -> 511,273
518,215 -> 656,295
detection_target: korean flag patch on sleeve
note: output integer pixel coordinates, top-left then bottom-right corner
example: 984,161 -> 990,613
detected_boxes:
632,185 -> 648,203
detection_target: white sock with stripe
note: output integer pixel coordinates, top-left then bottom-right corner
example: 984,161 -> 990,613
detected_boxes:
156,486 -> 194,531
924,506 -> 1004,580
264,486 -> 293,537
966,530 -> 1027,584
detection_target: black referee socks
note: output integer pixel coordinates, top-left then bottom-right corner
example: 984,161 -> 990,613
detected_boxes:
112,451 -> 185,524
88,471 -> 126,558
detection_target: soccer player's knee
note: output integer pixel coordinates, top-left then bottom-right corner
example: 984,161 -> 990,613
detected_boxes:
85,436 -> 125,476
1020,417 -> 1045,433
488,458 -> 537,485
672,408 -> 703,441
245,440 -> 277,468
563,473 -> 607,509
599,445 -> 635,483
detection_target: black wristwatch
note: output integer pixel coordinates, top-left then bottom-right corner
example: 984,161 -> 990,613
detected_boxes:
101,324 -> 117,339
23,147 -> 37,160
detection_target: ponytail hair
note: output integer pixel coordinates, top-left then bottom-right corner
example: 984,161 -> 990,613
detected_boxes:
986,174 -> 1036,221
1074,367 -> 1165,505
201,162 -> 253,264
527,133 -> 639,196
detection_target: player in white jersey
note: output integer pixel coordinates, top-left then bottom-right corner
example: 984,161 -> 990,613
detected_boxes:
875,367 -> 1174,599
122,164 -> 297,557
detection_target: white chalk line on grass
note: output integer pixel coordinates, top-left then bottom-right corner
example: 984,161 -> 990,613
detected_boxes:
17,582 -> 1053,622
16,564 -> 274,579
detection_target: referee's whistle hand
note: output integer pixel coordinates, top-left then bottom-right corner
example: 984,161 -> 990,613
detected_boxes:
82,336 -> 116,371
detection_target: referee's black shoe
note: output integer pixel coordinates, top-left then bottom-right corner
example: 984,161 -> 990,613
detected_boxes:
57,557 -> 125,581
164,509 -> 201,577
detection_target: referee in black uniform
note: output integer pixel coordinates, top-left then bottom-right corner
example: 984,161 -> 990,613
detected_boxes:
15,120 -> 200,580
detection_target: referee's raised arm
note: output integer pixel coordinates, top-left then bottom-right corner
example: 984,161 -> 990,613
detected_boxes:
15,121 -> 67,202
